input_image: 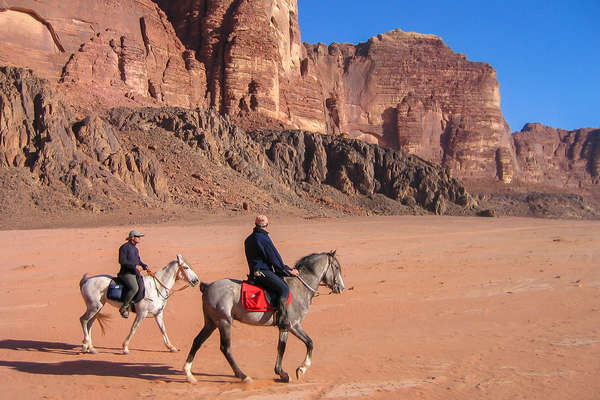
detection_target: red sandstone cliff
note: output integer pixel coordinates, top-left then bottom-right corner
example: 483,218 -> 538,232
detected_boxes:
0,0 -> 597,191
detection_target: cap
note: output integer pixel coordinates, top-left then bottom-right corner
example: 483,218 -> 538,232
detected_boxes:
127,230 -> 145,240
255,215 -> 269,227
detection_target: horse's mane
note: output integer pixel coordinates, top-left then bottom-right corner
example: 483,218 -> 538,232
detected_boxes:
294,252 -> 325,273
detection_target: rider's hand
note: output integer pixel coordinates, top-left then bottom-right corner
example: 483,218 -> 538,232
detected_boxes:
136,265 -> 144,272
289,268 -> 299,276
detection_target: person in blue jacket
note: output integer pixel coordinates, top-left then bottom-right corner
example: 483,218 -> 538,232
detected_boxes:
118,230 -> 151,318
244,215 -> 298,328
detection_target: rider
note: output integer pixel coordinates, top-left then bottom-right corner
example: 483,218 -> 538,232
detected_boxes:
244,215 -> 298,328
118,230 -> 150,318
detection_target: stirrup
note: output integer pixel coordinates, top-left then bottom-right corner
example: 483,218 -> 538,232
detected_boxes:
119,305 -> 129,319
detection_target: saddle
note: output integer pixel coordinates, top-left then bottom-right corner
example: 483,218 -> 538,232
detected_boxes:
106,274 -> 146,312
241,281 -> 292,312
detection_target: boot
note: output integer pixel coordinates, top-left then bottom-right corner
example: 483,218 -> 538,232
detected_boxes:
119,304 -> 129,319
275,298 -> 289,329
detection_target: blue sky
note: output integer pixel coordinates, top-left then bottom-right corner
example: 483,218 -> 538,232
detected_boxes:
298,1 -> 599,132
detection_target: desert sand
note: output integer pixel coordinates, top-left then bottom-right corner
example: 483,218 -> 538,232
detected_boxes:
0,215 -> 599,399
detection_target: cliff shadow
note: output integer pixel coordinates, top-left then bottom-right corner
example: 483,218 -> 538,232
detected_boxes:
381,107 -> 398,149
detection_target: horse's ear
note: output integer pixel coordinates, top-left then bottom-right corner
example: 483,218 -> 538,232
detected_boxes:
329,249 -> 336,257
176,254 -> 183,266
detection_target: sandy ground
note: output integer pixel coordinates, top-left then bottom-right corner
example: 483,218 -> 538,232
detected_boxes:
0,215 -> 599,399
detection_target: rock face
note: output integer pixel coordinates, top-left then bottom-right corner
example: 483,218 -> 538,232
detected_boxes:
108,106 -> 474,215
0,0 -> 514,182
512,123 -> 600,187
0,65 -> 475,221
0,1 -> 208,109
0,66 -> 168,211
156,2 -> 514,181
0,0 -> 597,193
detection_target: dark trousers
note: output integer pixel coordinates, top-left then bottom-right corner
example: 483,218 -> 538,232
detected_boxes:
252,269 -> 289,303
118,272 -> 139,307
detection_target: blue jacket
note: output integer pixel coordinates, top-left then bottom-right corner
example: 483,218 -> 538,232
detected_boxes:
244,227 -> 292,276
118,241 -> 148,275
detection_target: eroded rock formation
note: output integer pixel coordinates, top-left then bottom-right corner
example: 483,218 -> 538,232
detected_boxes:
0,0 -> 597,197
513,123 -> 600,187
0,66 -> 168,210
0,65 -> 475,219
0,0 -> 515,183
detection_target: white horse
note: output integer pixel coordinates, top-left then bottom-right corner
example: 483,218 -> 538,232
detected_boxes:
79,254 -> 199,354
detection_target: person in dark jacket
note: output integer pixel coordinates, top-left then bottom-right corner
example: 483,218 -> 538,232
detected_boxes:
244,215 -> 298,328
118,230 -> 150,318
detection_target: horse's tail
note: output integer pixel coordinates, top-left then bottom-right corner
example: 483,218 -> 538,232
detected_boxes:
79,273 -> 89,289
95,313 -> 110,335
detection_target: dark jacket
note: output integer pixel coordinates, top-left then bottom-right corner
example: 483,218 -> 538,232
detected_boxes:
244,227 -> 292,277
118,241 -> 148,275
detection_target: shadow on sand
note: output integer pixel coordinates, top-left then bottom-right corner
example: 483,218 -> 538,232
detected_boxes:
0,339 -> 80,355
0,358 -> 182,380
0,339 -> 239,383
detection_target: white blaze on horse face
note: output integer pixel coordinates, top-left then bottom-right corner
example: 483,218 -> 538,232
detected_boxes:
183,264 -> 199,285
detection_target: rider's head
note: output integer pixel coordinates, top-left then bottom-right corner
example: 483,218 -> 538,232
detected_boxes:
127,230 -> 144,243
255,215 -> 269,228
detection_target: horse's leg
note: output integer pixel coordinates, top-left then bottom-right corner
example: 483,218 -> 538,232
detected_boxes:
155,310 -> 178,352
289,323 -> 314,380
183,320 -> 216,383
274,329 -> 290,382
79,302 -> 102,354
218,321 -> 251,383
122,310 -> 147,354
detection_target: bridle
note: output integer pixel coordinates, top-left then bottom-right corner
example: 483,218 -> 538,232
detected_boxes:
295,254 -> 340,296
148,263 -> 192,300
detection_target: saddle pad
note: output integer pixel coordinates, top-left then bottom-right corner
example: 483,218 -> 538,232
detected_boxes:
106,275 -> 145,306
241,282 -> 292,312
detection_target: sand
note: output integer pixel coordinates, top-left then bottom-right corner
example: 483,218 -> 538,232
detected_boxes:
0,215 -> 599,399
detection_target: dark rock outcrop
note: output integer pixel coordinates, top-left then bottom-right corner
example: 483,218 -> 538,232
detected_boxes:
0,66 -> 168,211
0,65 -> 475,220
108,106 -> 475,215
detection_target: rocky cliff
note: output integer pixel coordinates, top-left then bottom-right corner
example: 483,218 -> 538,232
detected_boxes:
512,123 -> 600,187
0,0 -> 598,216
0,0 -> 515,183
0,65 -> 482,227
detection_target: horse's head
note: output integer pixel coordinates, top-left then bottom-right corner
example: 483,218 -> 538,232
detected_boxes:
323,250 -> 344,294
176,254 -> 200,286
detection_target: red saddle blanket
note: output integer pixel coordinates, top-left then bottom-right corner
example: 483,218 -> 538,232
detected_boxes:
241,282 -> 292,312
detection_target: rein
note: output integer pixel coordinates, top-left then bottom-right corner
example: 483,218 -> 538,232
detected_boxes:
148,267 -> 191,300
296,275 -> 318,295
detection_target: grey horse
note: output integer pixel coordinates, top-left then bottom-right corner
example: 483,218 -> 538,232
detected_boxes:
183,250 -> 344,383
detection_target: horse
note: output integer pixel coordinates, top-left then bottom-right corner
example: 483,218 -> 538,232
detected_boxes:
183,250 -> 344,384
79,254 -> 199,354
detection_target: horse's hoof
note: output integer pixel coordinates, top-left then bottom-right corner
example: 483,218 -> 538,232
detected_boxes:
242,376 -> 253,384
280,372 -> 290,383
296,367 -> 306,380
186,374 -> 197,384
89,347 -> 98,355
169,347 -> 179,353
122,348 -> 130,355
